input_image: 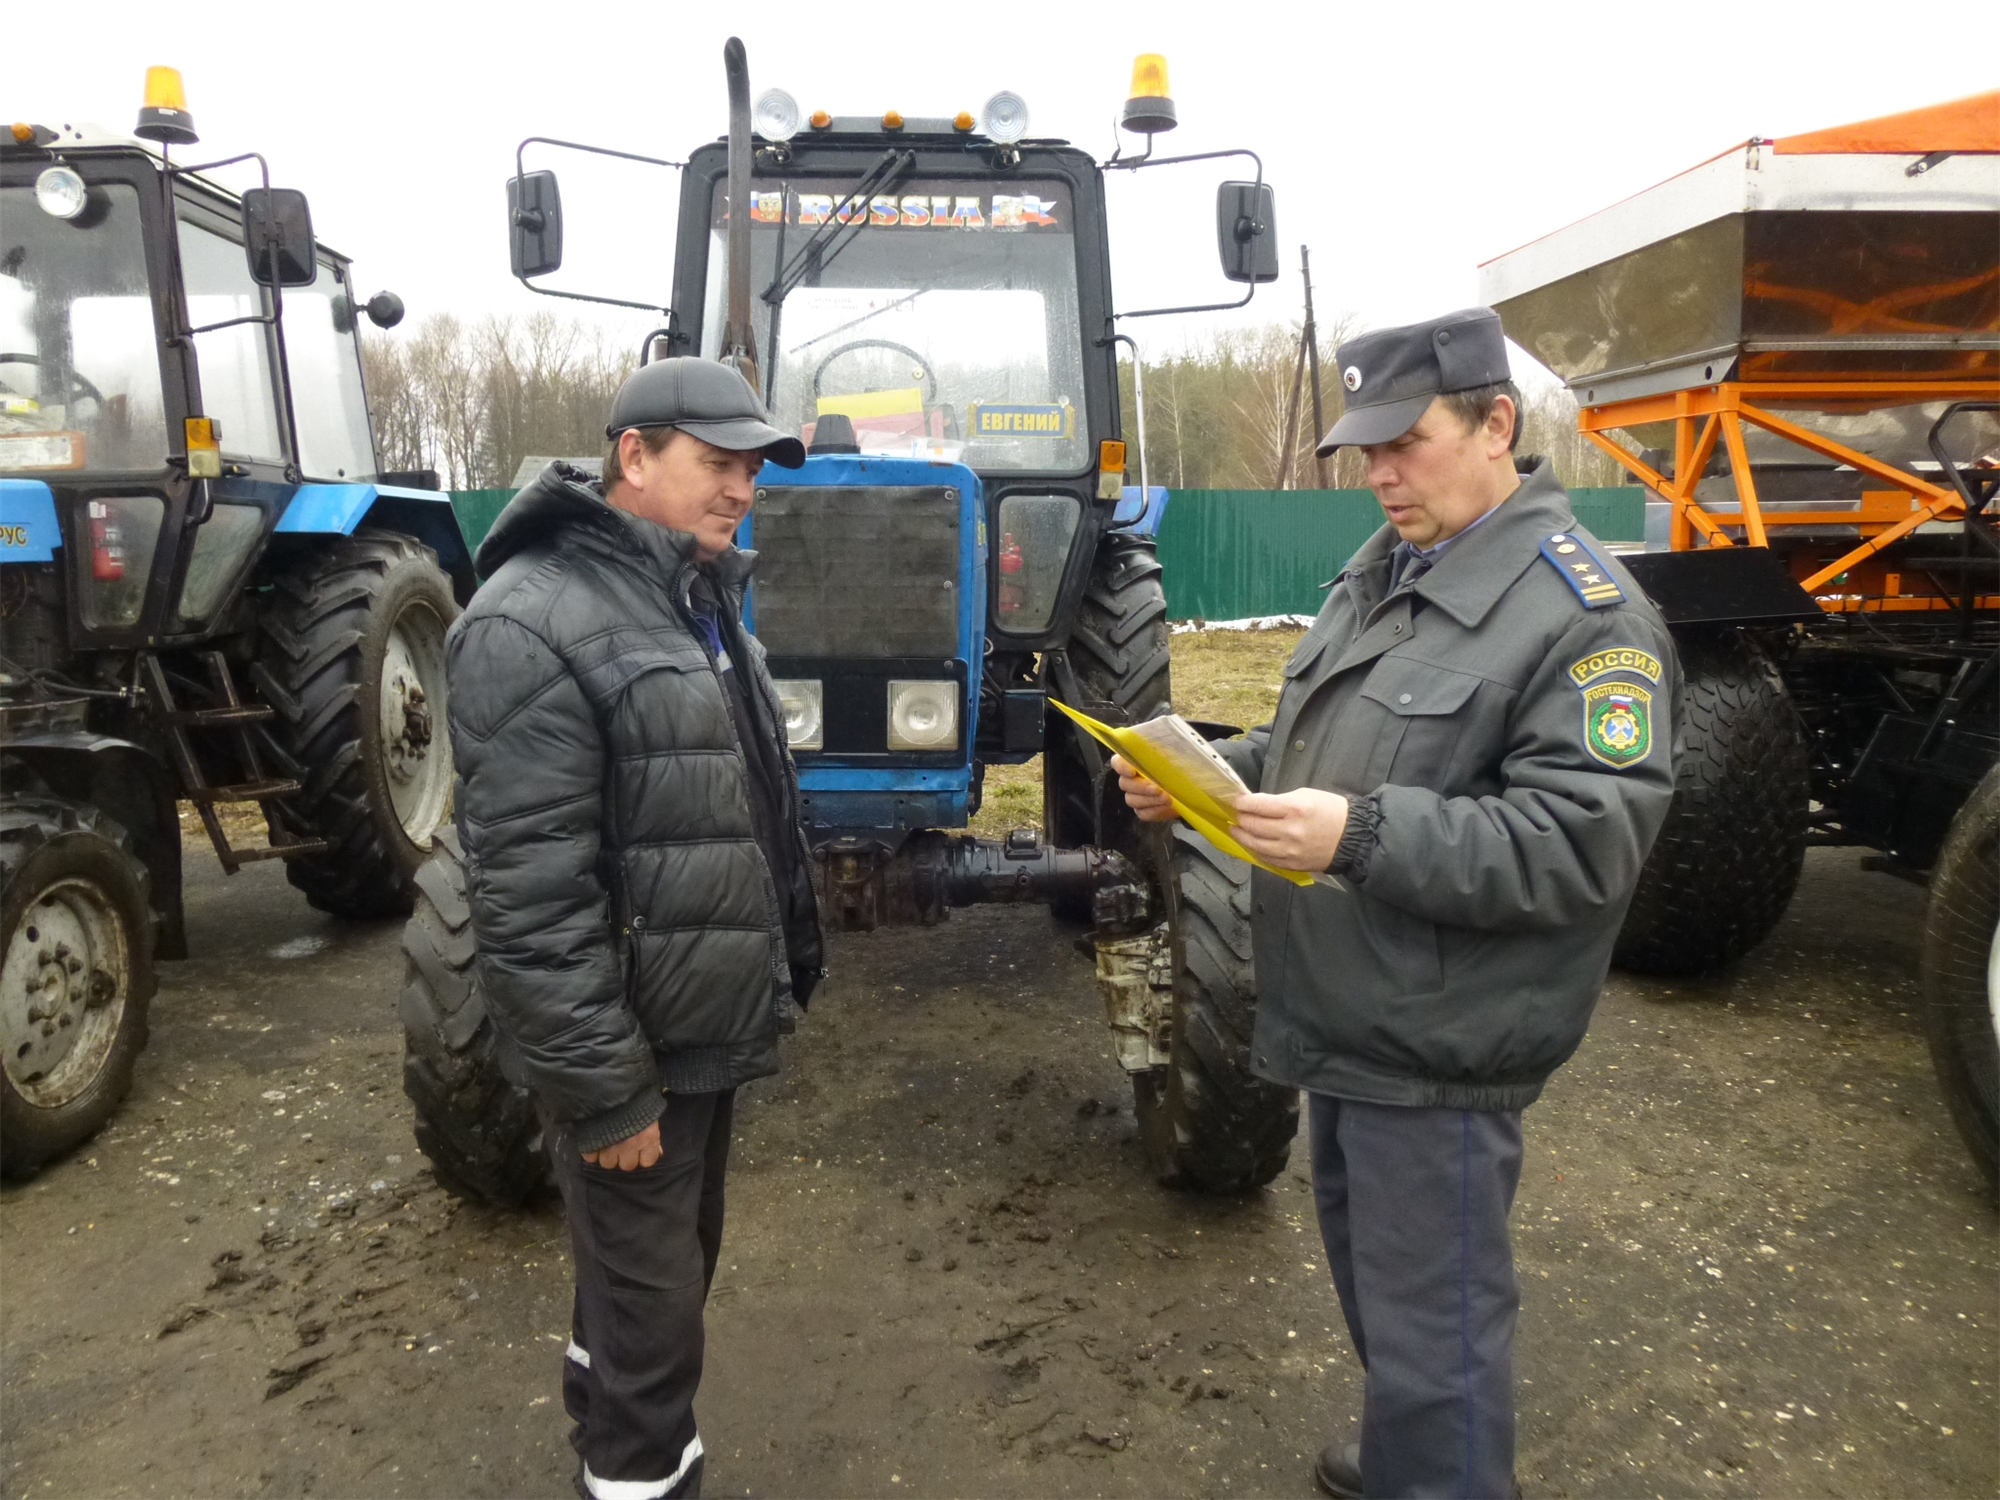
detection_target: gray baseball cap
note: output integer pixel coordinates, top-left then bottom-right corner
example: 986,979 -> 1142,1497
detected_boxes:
1316,307 -> 1511,453
605,357 -> 806,468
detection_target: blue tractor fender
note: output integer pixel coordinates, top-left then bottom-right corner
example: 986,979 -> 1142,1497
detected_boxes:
1110,485 -> 1169,537
274,483 -> 476,596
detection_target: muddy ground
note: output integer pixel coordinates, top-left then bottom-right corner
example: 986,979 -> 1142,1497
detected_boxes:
2,837 -> 1995,1499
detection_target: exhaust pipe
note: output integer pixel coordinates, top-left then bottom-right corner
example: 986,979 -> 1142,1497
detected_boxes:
719,37 -> 760,393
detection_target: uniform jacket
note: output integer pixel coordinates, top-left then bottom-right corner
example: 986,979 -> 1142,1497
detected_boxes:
446,464 -> 823,1152
1217,462 -> 1678,1110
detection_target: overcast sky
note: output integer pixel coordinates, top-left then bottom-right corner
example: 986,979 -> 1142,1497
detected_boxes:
9,1 -> 1994,385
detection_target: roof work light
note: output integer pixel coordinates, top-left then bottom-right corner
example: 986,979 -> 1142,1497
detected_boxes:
754,89 -> 800,143
1121,53 -> 1177,134
981,91 -> 1030,144
135,65 -> 198,145
34,165 -> 89,221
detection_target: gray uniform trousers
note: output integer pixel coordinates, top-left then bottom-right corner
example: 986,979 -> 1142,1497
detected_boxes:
546,1089 -> 734,1500
1309,1092 -> 1523,1499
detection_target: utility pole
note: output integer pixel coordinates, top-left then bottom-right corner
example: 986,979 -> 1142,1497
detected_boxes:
1302,244 -> 1328,489
1277,325 -> 1307,490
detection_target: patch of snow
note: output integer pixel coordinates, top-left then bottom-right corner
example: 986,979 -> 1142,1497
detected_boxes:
1169,614 -> 1315,635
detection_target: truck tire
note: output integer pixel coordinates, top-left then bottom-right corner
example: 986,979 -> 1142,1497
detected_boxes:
1921,763 -> 1999,1187
260,530 -> 458,919
1,797 -> 155,1177
1132,827 -> 1299,1193
1614,630 -> 1808,975
1046,533 -> 1172,917
399,828 -> 548,1206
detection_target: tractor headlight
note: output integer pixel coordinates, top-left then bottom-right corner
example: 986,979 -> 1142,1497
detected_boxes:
774,679 -> 823,751
980,91 -> 1030,144
887,679 -> 958,751
35,165 -> 88,221
754,89 -> 801,143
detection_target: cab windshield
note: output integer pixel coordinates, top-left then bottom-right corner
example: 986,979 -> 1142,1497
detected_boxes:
0,180 -> 169,473
701,176 -> 1089,472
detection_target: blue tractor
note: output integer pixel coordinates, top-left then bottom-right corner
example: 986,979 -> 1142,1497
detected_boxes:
400,42 -> 1300,1203
0,74 -> 473,1174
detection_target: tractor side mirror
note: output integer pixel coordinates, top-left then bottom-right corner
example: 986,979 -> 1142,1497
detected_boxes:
364,292 -> 404,329
1216,181 -> 1279,284
508,169 -> 564,279
241,187 -> 317,287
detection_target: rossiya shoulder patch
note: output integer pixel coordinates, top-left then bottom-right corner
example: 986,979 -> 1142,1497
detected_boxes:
1569,647 -> 1662,768
1540,532 -> 1625,609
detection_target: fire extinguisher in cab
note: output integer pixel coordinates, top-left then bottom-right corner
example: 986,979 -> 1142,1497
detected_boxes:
998,531 -> 1025,615
88,500 -> 125,581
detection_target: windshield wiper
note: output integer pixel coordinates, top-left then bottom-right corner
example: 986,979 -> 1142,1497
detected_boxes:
758,149 -> 915,400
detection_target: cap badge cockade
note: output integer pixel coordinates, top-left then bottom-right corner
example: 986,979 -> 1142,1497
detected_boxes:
1342,366 -> 1362,392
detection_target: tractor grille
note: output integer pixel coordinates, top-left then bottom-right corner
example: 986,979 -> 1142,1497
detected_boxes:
750,485 -> 960,658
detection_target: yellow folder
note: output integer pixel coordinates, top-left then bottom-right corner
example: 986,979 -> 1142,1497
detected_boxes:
1048,699 -> 1318,888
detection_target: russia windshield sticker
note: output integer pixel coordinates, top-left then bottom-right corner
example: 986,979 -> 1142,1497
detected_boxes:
734,189 -> 1064,230
1568,647 -> 1661,769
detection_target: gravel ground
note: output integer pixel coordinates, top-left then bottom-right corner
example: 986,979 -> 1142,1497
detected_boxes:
2,830 -> 1993,1499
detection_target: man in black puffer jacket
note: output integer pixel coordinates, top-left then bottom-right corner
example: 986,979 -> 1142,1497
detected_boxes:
447,358 -> 821,1500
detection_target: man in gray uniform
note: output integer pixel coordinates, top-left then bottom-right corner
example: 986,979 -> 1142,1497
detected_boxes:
1117,308 -> 1678,1498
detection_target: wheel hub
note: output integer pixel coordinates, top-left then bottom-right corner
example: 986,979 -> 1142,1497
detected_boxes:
377,603 -> 452,846
2,877 -> 129,1107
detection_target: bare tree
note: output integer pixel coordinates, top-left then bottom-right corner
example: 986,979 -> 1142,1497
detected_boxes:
361,314 -> 638,488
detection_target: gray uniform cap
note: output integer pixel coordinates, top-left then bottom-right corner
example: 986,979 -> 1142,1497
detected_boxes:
1316,307 -> 1511,453
606,357 -> 806,469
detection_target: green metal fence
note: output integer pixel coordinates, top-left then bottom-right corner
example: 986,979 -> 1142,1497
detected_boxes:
1152,488 -> 1645,621
447,485 -> 1646,621
449,489 -> 515,558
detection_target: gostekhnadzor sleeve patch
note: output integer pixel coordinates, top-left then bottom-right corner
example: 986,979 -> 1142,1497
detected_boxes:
1567,646 -> 1663,768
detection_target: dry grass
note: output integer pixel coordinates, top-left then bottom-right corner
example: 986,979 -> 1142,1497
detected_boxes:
177,800 -> 273,854
967,625 -> 1304,842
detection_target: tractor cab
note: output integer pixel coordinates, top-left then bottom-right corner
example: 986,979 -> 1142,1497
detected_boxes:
1,81 -> 419,652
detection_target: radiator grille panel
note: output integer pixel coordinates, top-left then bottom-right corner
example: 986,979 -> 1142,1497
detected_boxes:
751,486 -> 960,658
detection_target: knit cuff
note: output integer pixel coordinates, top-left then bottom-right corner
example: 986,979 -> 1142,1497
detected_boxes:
570,1084 -> 666,1155
1330,792 -> 1385,883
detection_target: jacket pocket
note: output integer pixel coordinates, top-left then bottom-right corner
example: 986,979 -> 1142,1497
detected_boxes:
1281,629 -> 1331,679
1356,656 -> 1484,788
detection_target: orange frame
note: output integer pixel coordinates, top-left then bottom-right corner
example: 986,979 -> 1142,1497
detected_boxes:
1578,378 -> 2000,609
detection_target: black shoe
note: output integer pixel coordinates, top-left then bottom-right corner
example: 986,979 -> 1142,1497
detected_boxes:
1314,1440 -> 1362,1499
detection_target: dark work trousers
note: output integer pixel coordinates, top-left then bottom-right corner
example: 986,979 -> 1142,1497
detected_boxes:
1308,1092 -> 1524,1499
545,1089 -> 735,1500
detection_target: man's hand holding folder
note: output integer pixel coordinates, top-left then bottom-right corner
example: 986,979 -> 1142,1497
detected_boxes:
1049,700 -> 1349,886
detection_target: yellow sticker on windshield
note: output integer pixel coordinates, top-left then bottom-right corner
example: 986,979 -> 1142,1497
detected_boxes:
969,403 -> 1072,438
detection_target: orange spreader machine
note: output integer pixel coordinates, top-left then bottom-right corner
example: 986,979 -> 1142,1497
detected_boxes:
1481,92 -> 1999,1179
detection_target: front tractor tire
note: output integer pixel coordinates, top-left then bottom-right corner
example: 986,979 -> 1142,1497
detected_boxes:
1922,763 -> 2000,1187
1,797 -> 156,1177
1132,828 -> 1299,1194
260,531 -> 458,920
1046,533 -> 1173,909
399,830 -> 548,1206
1614,630 -> 1809,975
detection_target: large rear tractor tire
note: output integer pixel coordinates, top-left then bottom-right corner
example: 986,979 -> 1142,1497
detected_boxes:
1132,827 -> 1298,1194
260,530 -> 458,920
1,797 -> 155,1177
1614,630 -> 1808,975
1921,763 -> 1999,1188
1046,533 -> 1173,919
399,829 -> 548,1206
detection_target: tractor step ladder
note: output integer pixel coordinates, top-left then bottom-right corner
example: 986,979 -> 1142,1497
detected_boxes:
141,653 -> 330,874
